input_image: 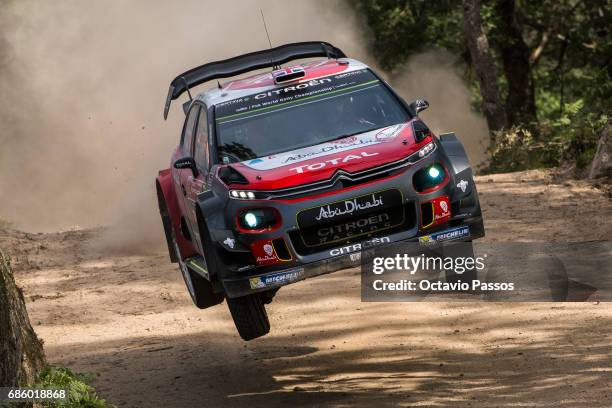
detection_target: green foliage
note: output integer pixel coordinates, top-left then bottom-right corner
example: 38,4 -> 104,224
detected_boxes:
486,104 -> 608,173
354,0 -> 465,71
353,0 -> 611,173
544,101 -> 608,169
35,367 -> 114,408
485,127 -> 557,173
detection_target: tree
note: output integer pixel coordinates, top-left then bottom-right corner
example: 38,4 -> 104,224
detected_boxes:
493,0 -> 538,129
462,0 -> 507,135
589,121 -> 612,179
0,249 -> 46,388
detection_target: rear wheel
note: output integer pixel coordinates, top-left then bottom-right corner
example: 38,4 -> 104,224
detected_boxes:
226,293 -> 270,341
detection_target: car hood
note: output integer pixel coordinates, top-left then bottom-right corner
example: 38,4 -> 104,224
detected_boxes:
227,119 -> 431,191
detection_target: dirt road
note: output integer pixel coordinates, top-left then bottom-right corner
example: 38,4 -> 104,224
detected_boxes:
2,170 -> 611,407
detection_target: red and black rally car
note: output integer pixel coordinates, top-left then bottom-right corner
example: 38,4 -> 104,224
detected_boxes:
156,42 -> 484,340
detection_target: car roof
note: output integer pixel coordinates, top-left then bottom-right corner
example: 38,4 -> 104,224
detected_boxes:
194,58 -> 370,108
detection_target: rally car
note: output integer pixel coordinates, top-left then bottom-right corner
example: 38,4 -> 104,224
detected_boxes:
156,42 -> 484,340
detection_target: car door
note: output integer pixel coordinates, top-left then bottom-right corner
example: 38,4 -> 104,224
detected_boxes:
185,104 -> 212,252
174,105 -> 200,220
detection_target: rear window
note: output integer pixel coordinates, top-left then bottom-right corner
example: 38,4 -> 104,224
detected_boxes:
214,68 -> 411,163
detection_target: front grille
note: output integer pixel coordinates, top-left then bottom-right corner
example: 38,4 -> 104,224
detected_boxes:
290,200 -> 417,256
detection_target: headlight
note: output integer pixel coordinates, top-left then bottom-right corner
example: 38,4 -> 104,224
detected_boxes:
413,163 -> 447,193
406,141 -> 436,164
237,208 -> 280,232
230,190 -> 256,199
417,141 -> 435,158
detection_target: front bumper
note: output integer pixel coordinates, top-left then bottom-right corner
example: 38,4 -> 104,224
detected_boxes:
207,147 -> 484,298
222,215 -> 484,298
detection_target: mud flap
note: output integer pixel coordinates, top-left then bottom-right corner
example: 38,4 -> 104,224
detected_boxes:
185,257 -> 224,309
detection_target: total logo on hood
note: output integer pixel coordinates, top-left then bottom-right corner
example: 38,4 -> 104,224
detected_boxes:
290,151 -> 379,174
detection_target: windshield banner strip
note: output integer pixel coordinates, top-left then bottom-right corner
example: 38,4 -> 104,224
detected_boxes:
215,69 -> 379,121
217,85 -> 380,125
216,79 -> 379,123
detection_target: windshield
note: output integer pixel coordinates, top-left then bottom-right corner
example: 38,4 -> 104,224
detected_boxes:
214,68 -> 411,163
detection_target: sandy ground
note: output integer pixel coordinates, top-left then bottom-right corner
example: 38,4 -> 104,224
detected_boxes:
2,169 -> 611,407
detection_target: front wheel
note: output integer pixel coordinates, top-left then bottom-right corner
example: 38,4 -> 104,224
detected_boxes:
171,226 -> 223,309
226,293 -> 270,341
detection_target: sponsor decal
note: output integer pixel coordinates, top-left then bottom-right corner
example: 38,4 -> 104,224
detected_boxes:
240,125 -> 398,171
249,269 -> 304,290
249,158 -> 264,165
350,253 -> 362,262
254,77 -> 332,100
425,195 -> 451,226
329,236 -> 391,257
316,193 -> 384,221
435,196 -> 451,223
223,237 -> 235,249
297,189 -> 404,247
334,135 -> 358,144
316,213 -> 391,239
440,200 -> 448,213
290,151 -> 378,174
457,179 -> 468,193
250,239 -> 290,266
375,124 -> 406,141
419,226 -> 470,246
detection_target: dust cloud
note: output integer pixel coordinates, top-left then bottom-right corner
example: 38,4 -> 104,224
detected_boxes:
391,52 -> 489,168
0,0 -> 487,252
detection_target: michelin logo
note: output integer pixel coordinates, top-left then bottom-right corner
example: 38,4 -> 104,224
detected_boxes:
249,269 -> 304,290
419,226 -> 470,245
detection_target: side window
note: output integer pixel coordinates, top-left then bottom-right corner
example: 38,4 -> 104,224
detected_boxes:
194,108 -> 209,171
181,106 -> 199,155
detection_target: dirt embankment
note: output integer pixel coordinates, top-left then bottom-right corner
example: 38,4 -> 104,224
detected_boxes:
1,170 -> 611,407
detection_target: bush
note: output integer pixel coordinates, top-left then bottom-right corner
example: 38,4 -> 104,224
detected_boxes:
484,127 -> 559,173
485,101 -> 609,174
35,367 -> 114,408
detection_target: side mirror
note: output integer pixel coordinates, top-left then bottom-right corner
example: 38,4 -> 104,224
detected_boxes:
173,156 -> 199,177
410,99 -> 429,114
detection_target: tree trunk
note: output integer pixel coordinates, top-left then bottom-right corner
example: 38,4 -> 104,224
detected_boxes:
0,249 -> 45,387
495,0 -> 538,129
589,122 -> 612,180
462,0 -> 508,139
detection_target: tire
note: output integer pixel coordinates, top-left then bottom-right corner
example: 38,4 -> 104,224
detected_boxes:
171,226 -> 223,309
443,241 -> 477,286
194,212 -> 270,340
226,293 -> 270,341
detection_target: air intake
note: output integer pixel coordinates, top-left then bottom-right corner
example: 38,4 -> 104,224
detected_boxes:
273,67 -> 306,84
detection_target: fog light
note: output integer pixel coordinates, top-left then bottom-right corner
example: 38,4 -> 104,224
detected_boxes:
413,163 -> 447,193
237,208 -> 281,232
244,212 -> 259,228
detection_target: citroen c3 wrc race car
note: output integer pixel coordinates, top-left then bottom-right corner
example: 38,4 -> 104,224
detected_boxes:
156,42 -> 484,340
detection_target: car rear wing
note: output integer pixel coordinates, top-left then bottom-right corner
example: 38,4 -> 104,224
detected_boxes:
163,41 -> 346,119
